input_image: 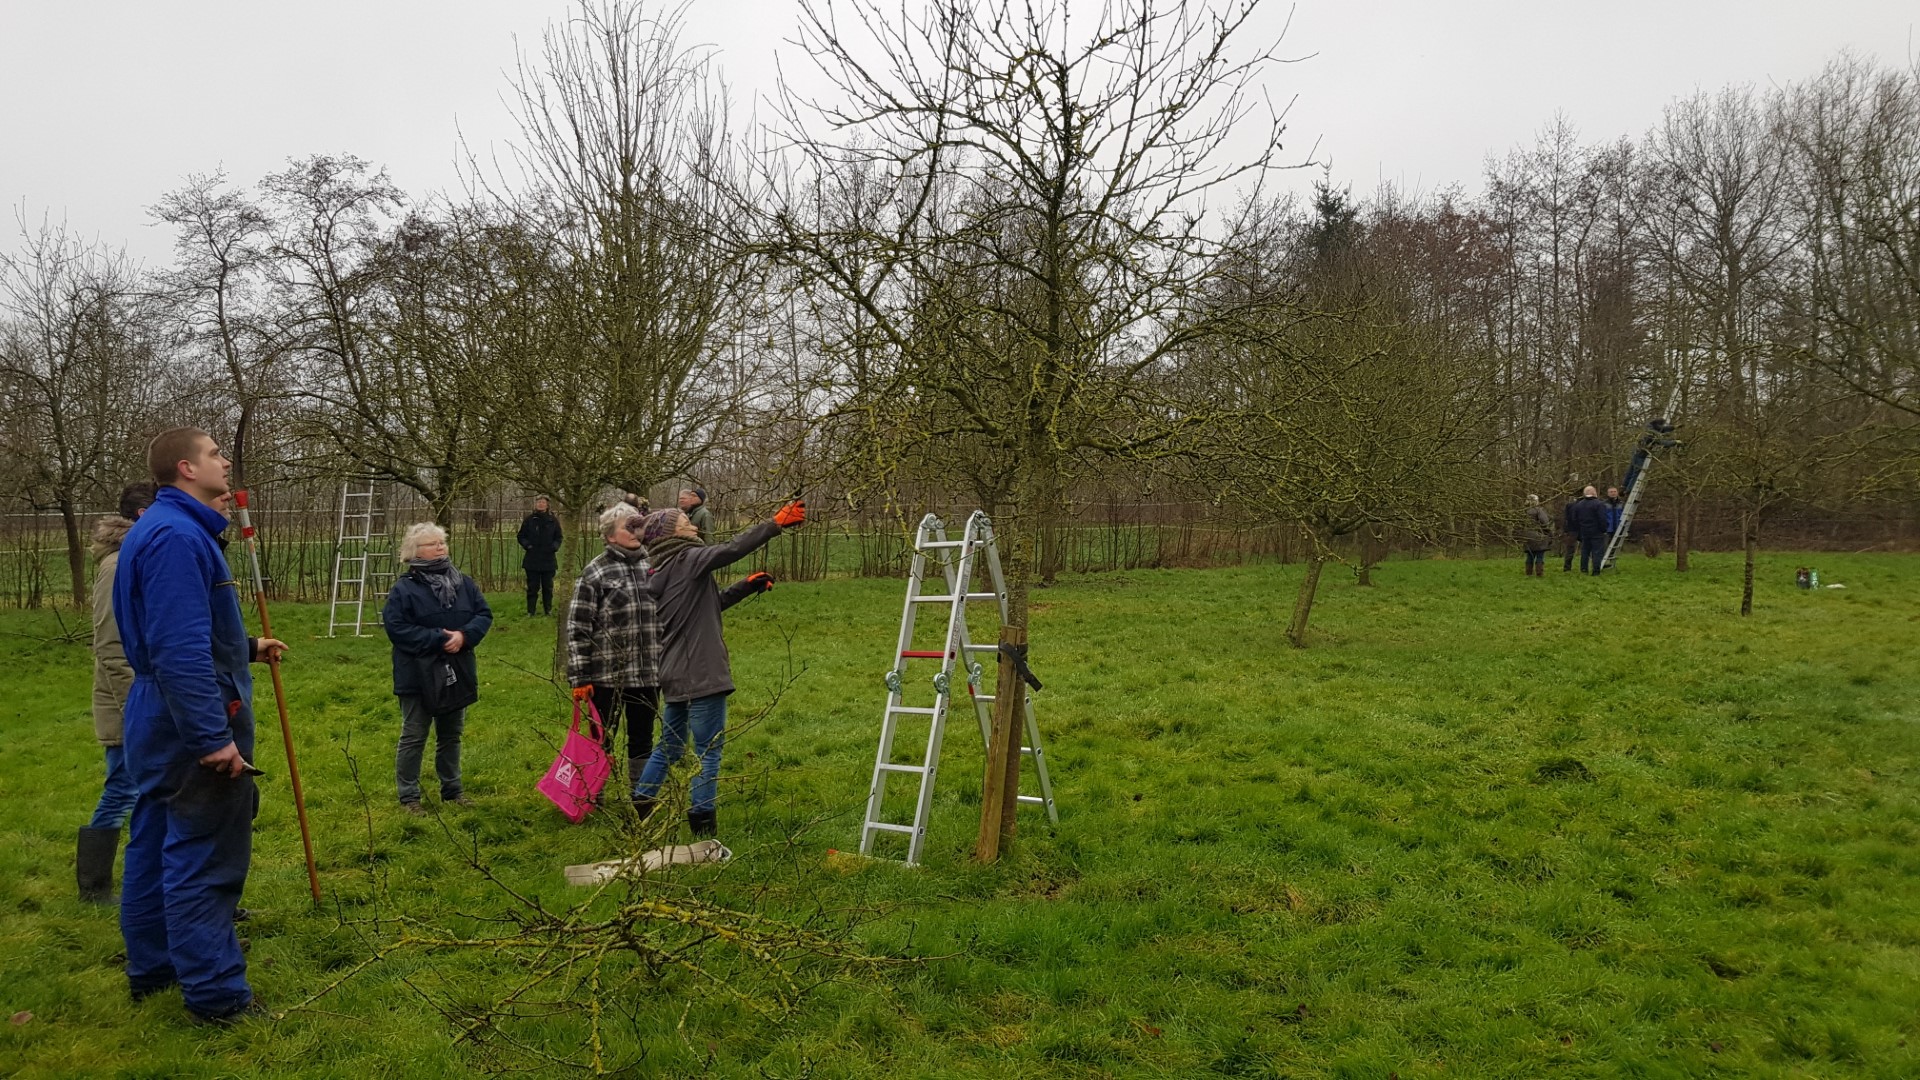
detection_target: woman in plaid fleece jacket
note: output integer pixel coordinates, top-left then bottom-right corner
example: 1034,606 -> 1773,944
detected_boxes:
564,503 -> 663,780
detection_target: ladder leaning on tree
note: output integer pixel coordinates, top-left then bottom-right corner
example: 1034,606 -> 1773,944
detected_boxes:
1602,388 -> 1682,569
859,511 -> 1060,867
327,479 -> 393,637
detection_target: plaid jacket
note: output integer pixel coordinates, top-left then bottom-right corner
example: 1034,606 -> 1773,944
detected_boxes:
565,544 -> 662,689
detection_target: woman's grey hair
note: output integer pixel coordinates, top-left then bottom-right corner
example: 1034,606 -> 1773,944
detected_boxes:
398,522 -> 448,561
599,502 -> 641,538
1526,494 -> 1540,506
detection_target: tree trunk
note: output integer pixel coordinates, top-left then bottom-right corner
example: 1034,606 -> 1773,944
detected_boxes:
1674,495 -> 1691,572
1356,527 -> 1383,586
1287,553 -> 1326,648
1038,516 -> 1062,587
1002,447 -> 1062,631
59,497 -> 87,607
1740,511 -> 1757,617
551,501 -> 594,678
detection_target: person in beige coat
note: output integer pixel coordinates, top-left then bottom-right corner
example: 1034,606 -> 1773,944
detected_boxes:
77,482 -> 155,903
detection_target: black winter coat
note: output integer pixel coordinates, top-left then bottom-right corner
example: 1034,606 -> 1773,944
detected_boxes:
1570,496 -> 1611,540
517,511 -> 564,572
383,568 -> 493,697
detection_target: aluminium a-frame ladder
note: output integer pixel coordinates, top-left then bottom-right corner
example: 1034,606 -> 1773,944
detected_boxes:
327,479 -> 393,637
859,511 -> 1059,866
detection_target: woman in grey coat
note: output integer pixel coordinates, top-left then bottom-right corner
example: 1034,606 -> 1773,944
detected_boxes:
629,499 -> 806,836
1521,495 -> 1553,577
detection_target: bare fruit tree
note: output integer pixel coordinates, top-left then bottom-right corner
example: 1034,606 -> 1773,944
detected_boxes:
494,0 -> 760,535
767,0 -> 1305,626
0,217 -> 153,605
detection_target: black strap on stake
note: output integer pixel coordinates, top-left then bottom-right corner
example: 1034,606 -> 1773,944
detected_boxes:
999,642 -> 1043,691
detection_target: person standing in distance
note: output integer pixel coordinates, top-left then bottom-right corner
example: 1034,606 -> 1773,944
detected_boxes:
1560,488 -> 1581,572
517,495 -> 564,616
115,428 -> 286,1024
1521,495 -> 1552,577
1571,485 -> 1611,576
677,488 -> 714,541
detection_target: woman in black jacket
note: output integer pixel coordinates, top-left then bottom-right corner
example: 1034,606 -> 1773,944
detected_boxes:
383,523 -> 493,814
629,499 -> 806,836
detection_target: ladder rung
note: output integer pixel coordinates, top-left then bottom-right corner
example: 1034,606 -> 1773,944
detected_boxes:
888,706 -> 938,716
918,540 -> 965,549
912,592 -> 996,603
877,763 -> 927,774
900,650 -> 946,658
963,644 -> 998,653
1016,795 -> 1045,805
864,822 -> 916,835
973,694 -> 995,703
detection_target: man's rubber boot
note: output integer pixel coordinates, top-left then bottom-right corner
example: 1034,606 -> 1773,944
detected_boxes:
688,808 -> 717,839
76,827 -> 119,904
632,792 -> 658,822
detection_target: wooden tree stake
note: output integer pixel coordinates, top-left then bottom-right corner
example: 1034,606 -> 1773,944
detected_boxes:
976,625 -> 1025,863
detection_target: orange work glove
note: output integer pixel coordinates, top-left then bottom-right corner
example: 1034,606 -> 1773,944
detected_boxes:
572,684 -> 594,702
773,500 -> 807,528
746,571 -> 774,593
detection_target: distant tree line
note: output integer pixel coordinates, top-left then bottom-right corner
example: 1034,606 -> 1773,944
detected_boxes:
1,0 -> 1913,629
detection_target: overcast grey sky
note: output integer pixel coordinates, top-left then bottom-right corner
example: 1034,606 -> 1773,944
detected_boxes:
2,0 -> 1912,266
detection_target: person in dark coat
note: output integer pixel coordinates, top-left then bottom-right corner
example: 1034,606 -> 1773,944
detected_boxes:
565,503 -> 662,786
77,482 -> 157,904
1604,486 -> 1624,539
1521,495 -> 1552,577
677,488 -> 715,541
115,427 -> 286,1024
1621,417 -> 1677,498
1560,490 -> 1581,572
517,496 -> 564,616
383,522 -> 493,814
1571,485 -> 1611,575
629,499 -> 806,837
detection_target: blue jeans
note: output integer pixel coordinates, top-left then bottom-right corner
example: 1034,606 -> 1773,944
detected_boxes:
633,694 -> 727,812
89,744 -> 140,829
396,695 -> 464,803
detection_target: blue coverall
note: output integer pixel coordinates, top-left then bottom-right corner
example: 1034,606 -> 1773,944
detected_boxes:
113,486 -> 258,1018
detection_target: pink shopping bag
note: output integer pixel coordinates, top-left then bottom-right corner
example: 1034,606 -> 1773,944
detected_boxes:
538,697 -> 612,823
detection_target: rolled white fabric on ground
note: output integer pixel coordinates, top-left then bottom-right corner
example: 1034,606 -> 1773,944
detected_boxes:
563,838 -> 731,886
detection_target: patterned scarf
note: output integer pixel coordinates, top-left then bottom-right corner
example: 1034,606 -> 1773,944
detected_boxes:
408,557 -> 461,607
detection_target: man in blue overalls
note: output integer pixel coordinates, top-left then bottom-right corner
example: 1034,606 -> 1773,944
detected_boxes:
115,427 -> 286,1023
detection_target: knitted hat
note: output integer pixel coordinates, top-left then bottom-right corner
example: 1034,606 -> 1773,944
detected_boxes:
640,509 -> 682,545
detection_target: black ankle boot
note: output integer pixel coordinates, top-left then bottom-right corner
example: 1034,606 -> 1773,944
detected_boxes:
688,808 -> 717,839
632,794 -> 658,821
77,826 -> 120,904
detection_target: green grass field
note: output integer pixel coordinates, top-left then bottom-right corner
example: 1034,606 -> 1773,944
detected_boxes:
2,550 -> 1916,1078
